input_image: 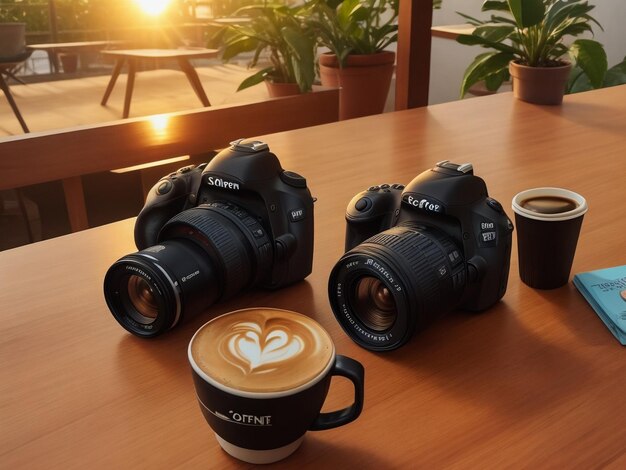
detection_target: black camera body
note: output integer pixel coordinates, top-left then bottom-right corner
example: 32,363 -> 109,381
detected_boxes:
104,139 -> 314,337
329,161 -> 513,351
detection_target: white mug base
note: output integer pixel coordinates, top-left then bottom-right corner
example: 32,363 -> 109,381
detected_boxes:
215,434 -> 305,464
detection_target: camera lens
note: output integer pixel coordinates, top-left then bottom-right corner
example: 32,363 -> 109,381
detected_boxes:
351,276 -> 397,332
104,202 -> 272,337
127,275 -> 158,324
329,223 -> 465,351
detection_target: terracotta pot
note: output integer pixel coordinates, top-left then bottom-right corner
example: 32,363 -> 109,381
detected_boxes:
319,51 -> 395,120
59,53 -> 78,74
509,61 -> 572,105
265,80 -> 301,98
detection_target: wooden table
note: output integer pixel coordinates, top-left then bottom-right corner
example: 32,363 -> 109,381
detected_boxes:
1,86 -> 626,468
100,48 -> 219,119
29,41 -> 119,74
431,23 -> 475,40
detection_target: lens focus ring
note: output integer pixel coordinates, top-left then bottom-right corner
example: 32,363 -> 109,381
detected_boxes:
363,225 -> 461,317
160,206 -> 253,298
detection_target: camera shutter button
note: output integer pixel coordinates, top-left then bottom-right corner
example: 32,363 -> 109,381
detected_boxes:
354,197 -> 372,212
280,170 -> 307,188
156,180 -> 173,195
486,197 -> 504,213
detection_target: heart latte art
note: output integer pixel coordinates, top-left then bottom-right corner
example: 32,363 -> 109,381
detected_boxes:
191,309 -> 334,393
223,322 -> 304,374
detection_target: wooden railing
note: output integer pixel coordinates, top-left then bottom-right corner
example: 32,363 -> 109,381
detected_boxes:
0,88 -> 339,232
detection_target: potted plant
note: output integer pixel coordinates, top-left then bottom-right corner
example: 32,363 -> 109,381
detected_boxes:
220,2 -> 316,97
308,0 -> 398,120
457,0 -> 608,105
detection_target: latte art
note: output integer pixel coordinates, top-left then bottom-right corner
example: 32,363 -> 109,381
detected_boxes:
223,321 -> 304,374
191,309 -> 334,393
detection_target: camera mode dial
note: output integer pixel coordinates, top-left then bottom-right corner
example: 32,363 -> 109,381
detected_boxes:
436,160 -> 473,174
229,138 -> 269,153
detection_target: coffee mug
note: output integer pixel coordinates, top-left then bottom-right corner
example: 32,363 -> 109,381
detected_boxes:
512,187 -> 588,289
188,308 -> 365,464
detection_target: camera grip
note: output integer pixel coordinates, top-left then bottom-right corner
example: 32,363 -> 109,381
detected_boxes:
344,185 -> 403,251
309,355 -> 365,431
135,169 -> 202,249
135,193 -> 189,249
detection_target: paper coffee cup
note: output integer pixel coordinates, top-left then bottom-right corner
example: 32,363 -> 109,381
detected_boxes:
512,188 -> 588,289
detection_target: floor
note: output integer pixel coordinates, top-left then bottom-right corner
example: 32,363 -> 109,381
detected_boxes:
1,59 -> 269,136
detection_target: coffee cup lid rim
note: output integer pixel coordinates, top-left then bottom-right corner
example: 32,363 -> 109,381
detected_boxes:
512,187 -> 588,221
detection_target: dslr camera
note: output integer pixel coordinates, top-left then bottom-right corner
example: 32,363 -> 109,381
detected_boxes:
328,161 -> 514,351
104,139 -> 314,337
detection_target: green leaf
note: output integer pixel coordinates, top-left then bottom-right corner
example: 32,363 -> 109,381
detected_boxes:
222,36 -> 258,62
569,39 -> 607,88
507,0 -> 545,28
237,67 -> 274,92
566,66 -> 591,94
456,11 -> 486,26
460,52 -> 514,97
473,24 -> 515,42
457,33 -> 519,55
603,57 -> 626,87
484,67 -> 510,91
283,26 -> 315,92
482,1 -> 510,12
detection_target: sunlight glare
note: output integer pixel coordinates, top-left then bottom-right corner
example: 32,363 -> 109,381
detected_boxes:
135,0 -> 170,16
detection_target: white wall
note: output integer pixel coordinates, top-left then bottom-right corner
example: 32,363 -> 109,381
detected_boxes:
429,0 -> 626,105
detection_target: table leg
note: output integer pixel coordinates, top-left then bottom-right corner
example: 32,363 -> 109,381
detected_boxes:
177,58 -> 211,107
0,73 -> 29,133
47,51 -> 60,74
122,58 -> 137,119
101,58 -> 125,106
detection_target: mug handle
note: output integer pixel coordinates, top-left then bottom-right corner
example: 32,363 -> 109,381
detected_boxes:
309,355 -> 365,431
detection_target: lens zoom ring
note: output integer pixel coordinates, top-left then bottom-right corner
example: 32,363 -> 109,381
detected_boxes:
162,208 -> 249,296
364,227 -> 455,319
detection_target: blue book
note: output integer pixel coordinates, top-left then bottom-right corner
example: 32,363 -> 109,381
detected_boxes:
573,265 -> 626,346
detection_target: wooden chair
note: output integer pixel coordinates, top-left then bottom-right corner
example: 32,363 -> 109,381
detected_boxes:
0,88 -> 339,233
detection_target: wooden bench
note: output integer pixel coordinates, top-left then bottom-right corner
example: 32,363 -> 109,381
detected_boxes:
0,88 -> 339,233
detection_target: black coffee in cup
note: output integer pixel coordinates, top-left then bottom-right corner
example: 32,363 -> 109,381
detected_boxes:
512,188 -> 588,289
519,196 -> 578,214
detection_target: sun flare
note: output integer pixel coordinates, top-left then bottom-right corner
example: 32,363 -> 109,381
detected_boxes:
135,0 -> 170,16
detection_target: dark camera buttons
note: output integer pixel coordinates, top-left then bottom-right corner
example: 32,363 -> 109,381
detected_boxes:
486,197 -> 504,214
178,165 -> 194,174
280,170 -> 307,188
156,180 -> 173,195
368,186 -> 380,192
380,184 -> 390,189
452,270 -> 466,289
354,198 -> 372,212
391,184 -> 405,190
448,250 -> 462,267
